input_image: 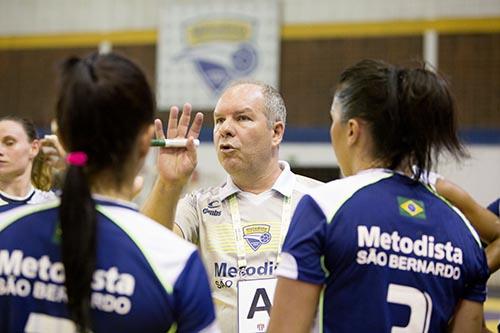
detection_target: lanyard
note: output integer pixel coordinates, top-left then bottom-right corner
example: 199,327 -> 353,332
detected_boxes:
229,193 -> 292,278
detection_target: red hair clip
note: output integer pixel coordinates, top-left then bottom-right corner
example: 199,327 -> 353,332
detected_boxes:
66,151 -> 88,167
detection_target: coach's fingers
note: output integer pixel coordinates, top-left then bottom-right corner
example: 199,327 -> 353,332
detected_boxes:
177,103 -> 192,138
166,106 -> 179,139
187,112 -> 204,139
154,119 -> 166,140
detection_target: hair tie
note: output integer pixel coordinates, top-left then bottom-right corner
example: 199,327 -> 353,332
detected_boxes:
66,152 -> 88,167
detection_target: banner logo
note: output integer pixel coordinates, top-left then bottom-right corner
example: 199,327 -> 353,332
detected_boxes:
176,18 -> 258,95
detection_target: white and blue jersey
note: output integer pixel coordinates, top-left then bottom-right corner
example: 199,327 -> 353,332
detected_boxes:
277,169 -> 489,333
0,187 -> 56,213
488,198 -> 499,216
0,195 -> 218,333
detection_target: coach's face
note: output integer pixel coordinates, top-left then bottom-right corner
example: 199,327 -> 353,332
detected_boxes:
213,84 -> 276,177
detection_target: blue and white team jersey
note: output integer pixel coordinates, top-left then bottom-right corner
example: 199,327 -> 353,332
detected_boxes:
277,169 -> 489,333
0,195 -> 218,333
0,187 -> 56,213
488,198 -> 499,216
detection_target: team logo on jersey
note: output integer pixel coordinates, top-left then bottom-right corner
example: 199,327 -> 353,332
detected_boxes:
242,224 -> 272,251
398,197 -> 426,219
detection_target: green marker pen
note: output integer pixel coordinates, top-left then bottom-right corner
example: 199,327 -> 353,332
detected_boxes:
150,138 -> 200,148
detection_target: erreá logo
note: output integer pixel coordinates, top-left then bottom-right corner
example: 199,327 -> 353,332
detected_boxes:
203,200 -> 222,216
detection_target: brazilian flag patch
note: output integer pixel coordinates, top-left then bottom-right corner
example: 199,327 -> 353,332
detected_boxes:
398,196 -> 426,219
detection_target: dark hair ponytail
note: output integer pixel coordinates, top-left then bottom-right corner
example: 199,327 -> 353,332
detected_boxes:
57,57 -> 98,332
60,161 -> 96,331
56,53 -> 155,332
336,59 -> 467,180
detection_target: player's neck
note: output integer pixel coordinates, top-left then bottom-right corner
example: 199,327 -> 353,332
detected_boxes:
92,185 -> 134,202
0,174 -> 33,197
231,162 -> 282,194
91,170 -> 136,202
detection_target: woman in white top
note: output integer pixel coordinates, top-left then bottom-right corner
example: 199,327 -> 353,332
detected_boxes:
0,116 -> 56,211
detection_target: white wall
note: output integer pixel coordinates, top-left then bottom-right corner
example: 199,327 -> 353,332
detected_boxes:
1,0 -> 500,36
438,145 -> 500,206
283,0 -> 500,23
0,0 -> 163,35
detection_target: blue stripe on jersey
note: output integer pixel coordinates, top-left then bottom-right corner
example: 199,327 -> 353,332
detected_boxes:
95,204 -> 174,295
281,172 -> 489,332
281,196 -> 328,285
0,201 -> 216,333
0,191 -> 35,204
0,191 -> 36,213
174,251 -> 217,332
487,198 -> 499,216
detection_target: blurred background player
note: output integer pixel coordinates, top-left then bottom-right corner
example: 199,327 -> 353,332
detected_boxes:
433,177 -> 500,272
143,81 -> 322,332
0,52 -> 218,333
433,177 -> 499,332
0,116 -> 56,212
268,59 -> 489,333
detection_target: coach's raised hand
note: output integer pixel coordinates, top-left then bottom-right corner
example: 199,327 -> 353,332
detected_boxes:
154,103 -> 204,186
142,103 -> 203,229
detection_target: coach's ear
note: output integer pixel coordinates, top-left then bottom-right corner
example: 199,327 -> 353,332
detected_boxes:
272,121 -> 284,147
